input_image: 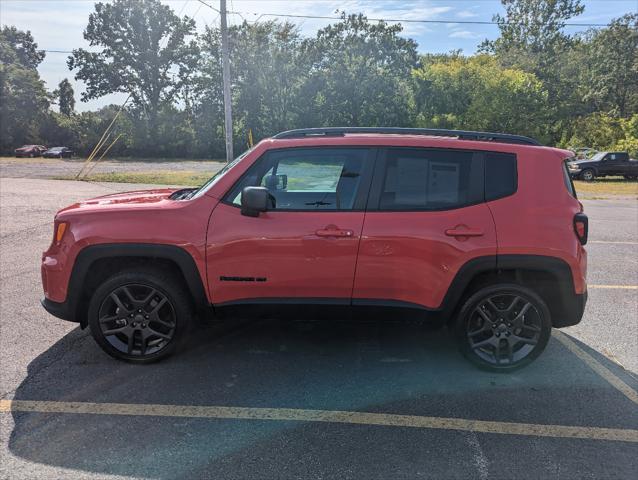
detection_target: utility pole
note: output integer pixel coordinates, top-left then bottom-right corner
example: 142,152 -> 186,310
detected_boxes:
220,0 -> 233,162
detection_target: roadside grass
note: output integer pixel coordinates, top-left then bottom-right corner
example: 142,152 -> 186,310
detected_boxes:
573,178 -> 638,198
0,155 -> 220,163
55,171 -> 211,186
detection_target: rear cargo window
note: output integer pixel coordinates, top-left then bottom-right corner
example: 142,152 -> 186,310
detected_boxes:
485,152 -> 517,201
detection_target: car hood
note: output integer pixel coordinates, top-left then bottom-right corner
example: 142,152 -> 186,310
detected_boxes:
569,159 -> 597,166
57,188 -> 180,216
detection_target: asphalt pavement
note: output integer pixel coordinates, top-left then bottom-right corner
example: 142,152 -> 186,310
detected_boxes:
0,177 -> 637,479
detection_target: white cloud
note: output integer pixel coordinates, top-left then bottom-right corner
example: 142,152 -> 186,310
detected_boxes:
449,30 -> 481,39
457,10 -> 479,19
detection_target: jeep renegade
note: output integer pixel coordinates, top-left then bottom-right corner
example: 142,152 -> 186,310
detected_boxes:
41,127 -> 588,371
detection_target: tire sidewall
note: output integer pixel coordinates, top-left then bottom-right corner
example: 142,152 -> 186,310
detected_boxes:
88,270 -> 192,363
454,283 -> 552,372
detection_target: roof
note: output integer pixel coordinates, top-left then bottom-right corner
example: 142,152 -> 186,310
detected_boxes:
272,127 -> 541,146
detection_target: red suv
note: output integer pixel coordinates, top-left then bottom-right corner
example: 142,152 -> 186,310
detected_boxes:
41,128 -> 588,371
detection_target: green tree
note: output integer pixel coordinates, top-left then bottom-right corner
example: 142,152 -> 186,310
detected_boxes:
0,25 -> 45,69
0,26 -> 50,152
301,13 -> 418,126
55,78 -> 75,116
581,14 -> 638,116
413,55 -> 549,141
481,0 -> 586,141
68,0 -> 199,147
482,0 -> 584,55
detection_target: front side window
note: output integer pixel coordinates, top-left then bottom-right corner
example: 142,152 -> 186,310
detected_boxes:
376,148 -> 477,210
226,148 -> 370,211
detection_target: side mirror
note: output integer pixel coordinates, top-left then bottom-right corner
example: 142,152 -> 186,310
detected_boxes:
241,186 -> 270,217
264,174 -> 288,190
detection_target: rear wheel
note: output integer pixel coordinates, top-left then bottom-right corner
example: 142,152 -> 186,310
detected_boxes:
88,268 -> 193,363
580,169 -> 595,181
455,284 -> 551,372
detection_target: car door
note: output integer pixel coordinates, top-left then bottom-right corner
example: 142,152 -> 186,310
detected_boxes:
352,147 -> 497,310
600,153 -> 620,175
206,146 -> 375,305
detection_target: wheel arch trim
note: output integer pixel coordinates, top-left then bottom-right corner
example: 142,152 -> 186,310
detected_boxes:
67,243 -> 209,323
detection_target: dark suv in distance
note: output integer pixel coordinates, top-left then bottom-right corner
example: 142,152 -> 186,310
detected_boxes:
41,127 -> 588,371
568,151 -> 638,181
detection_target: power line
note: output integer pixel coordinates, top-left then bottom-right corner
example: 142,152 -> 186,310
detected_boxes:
228,11 -> 612,28
195,0 -> 219,14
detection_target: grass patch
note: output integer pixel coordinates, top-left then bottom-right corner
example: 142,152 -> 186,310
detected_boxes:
55,171 -> 211,186
573,178 -> 638,198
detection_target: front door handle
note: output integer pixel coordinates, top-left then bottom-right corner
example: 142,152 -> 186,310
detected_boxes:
315,225 -> 354,238
445,227 -> 484,237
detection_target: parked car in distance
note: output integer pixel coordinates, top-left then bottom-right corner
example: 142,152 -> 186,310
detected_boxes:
567,151 -> 638,181
41,127 -> 588,372
15,145 -> 47,157
43,146 -> 73,159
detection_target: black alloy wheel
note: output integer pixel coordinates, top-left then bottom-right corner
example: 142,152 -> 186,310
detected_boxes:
580,169 -> 595,181
88,269 -> 192,363
456,284 -> 551,371
98,284 -> 176,357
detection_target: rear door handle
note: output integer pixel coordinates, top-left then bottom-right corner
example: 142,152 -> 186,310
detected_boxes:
315,227 -> 354,238
445,228 -> 484,237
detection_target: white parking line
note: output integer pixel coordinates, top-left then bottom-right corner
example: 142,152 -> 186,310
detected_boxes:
589,241 -> 638,245
553,331 -> 638,405
589,285 -> 638,290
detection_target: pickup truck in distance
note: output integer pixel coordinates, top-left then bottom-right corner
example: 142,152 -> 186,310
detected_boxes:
567,151 -> 638,181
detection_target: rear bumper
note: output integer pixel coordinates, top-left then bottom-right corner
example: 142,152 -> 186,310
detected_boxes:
553,290 -> 587,328
41,297 -> 78,323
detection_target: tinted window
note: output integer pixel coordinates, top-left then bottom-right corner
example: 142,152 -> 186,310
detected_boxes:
485,152 -> 517,201
377,148 -> 476,210
226,148 -> 369,211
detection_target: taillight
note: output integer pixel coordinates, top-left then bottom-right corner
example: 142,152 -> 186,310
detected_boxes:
573,213 -> 588,245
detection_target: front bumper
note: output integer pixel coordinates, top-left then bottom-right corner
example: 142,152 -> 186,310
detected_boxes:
41,297 -> 77,323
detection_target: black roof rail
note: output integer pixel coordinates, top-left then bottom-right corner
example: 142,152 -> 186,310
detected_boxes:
272,127 -> 541,146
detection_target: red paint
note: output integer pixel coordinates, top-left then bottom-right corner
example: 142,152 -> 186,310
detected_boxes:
41,134 -> 586,310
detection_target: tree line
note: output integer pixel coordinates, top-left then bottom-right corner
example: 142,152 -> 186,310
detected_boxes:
1,0 -> 636,159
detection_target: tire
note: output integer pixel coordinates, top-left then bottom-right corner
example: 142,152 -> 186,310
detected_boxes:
454,283 -> 551,372
580,169 -> 595,181
88,267 -> 193,363
624,175 -> 637,180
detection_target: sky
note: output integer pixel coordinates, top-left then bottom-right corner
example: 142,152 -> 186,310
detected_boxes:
1,0 -> 635,111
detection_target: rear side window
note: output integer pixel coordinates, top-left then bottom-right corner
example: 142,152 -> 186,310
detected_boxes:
485,152 -> 517,201
375,148 -> 479,211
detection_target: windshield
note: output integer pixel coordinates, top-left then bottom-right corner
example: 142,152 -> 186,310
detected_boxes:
589,152 -> 606,161
188,147 -> 255,199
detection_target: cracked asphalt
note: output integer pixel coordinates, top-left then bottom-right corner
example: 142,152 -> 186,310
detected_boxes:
0,177 -> 637,480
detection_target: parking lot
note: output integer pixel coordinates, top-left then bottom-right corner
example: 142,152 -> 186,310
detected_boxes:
0,177 -> 637,479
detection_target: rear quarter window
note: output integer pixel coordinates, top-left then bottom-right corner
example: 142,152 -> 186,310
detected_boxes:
562,160 -> 577,198
485,152 -> 517,201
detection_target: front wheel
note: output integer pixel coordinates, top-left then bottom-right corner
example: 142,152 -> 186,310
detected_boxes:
580,169 -> 595,181
88,268 -> 193,363
454,284 -> 551,372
